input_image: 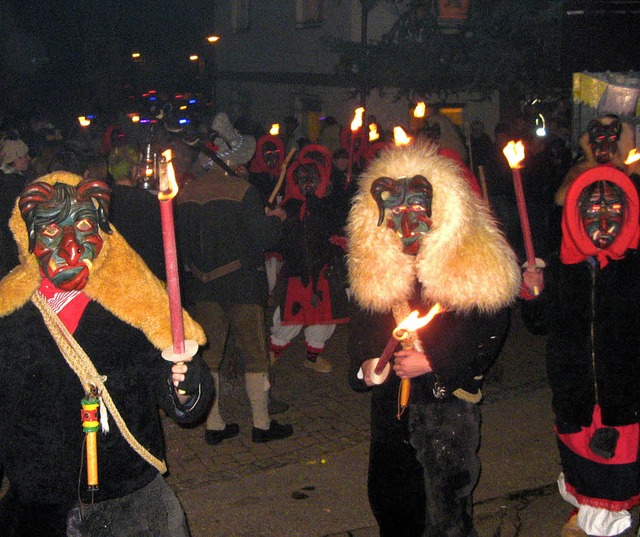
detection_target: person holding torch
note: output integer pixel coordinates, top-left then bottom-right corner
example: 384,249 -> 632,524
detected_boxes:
521,165 -> 640,537
347,140 -> 521,536
0,171 -> 213,535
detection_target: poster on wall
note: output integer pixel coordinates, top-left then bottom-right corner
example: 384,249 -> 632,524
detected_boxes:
572,71 -> 640,158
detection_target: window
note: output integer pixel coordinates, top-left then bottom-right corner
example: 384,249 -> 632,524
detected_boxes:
296,0 -> 324,28
231,0 -> 250,32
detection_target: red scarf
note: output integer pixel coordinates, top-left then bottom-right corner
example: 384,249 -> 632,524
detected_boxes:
38,278 -> 91,334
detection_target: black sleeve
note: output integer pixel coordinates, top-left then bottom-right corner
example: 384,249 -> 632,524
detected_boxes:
240,185 -> 283,252
347,305 -> 396,392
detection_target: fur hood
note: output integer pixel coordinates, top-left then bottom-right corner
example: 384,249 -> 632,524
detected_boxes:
346,142 -> 520,314
0,171 -> 205,350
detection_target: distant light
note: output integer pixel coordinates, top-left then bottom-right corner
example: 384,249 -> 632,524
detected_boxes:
189,54 -> 199,61
148,89 -> 157,94
86,114 -> 95,119
131,52 -> 141,59
178,118 -> 190,125
130,115 -> 140,123
175,94 -> 184,99
188,99 -> 197,104
206,35 -> 220,43
78,116 -> 91,127
179,105 -> 187,110
140,118 -> 152,124
535,113 -> 546,138
148,96 -> 157,101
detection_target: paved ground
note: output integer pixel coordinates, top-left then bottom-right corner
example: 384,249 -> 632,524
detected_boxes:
3,305 -> 633,535
161,308 -> 591,537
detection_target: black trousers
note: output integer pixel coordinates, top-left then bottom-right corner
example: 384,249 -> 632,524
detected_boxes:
368,388 -> 480,537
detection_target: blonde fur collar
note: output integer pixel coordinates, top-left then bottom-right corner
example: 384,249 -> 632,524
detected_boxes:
346,142 -> 521,314
0,171 -> 205,350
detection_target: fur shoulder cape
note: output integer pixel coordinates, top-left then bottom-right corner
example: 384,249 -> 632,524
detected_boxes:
346,142 -> 521,314
0,171 -> 205,350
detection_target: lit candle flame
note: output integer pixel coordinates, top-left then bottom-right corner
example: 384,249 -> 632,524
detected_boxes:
625,148 -> 640,165
369,124 -> 379,142
394,304 -> 443,338
270,123 -> 280,136
158,149 -> 179,201
414,102 -> 426,118
351,107 -> 365,132
503,140 -> 525,169
393,126 -> 412,146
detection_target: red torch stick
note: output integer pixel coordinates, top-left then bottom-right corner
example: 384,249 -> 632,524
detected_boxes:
503,140 -> 539,295
158,150 -> 185,355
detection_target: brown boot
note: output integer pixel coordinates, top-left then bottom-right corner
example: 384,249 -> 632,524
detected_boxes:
561,513 -> 587,537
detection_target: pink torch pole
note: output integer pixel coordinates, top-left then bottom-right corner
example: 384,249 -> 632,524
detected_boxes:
158,150 -> 185,354
503,140 -> 539,295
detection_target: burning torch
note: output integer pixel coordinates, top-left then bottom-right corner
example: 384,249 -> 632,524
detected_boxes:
503,140 -> 543,295
158,150 -> 198,390
370,304 -> 444,419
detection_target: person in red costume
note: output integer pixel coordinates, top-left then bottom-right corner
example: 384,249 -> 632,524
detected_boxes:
522,165 -> 640,537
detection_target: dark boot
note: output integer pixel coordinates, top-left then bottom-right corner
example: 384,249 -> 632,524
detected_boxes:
252,420 -> 293,443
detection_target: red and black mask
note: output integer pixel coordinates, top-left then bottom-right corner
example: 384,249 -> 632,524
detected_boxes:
19,179 -> 111,291
294,163 -> 321,197
371,175 -> 433,255
261,140 -> 282,171
579,180 -> 625,249
587,118 -> 622,164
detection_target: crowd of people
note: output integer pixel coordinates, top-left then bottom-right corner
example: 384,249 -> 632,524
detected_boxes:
2,100 -> 640,537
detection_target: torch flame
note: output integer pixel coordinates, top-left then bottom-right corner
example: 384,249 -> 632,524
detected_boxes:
158,149 -> 179,201
625,148 -> 640,165
270,123 -> 280,136
369,123 -> 379,142
394,304 -> 443,337
503,140 -> 525,169
414,102 -> 426,118
393,126 -> 412,146
351,107 -> 365,132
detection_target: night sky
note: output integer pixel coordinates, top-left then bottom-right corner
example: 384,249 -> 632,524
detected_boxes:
1,1 -> 217,121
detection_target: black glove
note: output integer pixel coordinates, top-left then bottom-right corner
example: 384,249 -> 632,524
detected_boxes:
176,353 -> 206,396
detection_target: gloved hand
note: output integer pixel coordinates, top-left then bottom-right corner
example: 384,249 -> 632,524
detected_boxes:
162,340 -> 200,396
174,353 -> 206,396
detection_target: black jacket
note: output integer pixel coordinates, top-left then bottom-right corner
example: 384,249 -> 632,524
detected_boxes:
177,169 -> 283,305
349,302 -> 510,403
0,301 -> 213,507
522,251 -> 640,428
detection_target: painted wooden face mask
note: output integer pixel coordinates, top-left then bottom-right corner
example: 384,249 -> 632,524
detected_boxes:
371,175 -> 433,255
261,140 -> 282,171
587,118 -> 622,165
579,180 -> 625,250
19,179 -> 111,291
